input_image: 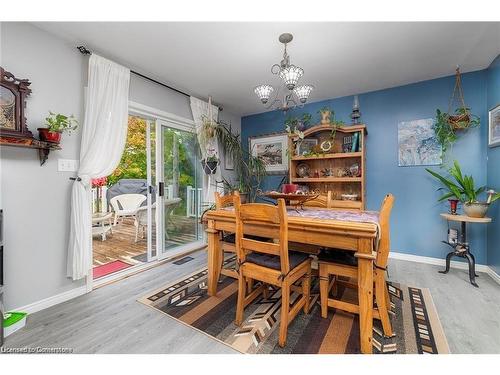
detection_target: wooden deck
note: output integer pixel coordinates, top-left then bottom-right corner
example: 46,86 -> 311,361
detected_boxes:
92,215 -> 199,268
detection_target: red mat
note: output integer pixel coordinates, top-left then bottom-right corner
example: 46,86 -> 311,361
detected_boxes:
93,260 -> 133,279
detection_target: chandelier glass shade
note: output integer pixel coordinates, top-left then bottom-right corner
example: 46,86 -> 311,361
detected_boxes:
278,65 -> 304,90
254,33 -> 314,112
293,85 -> 314,103
254,85 -> 274,104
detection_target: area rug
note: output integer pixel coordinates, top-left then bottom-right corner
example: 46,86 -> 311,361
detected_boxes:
138,258 -> 449,354
93,260 -> 133,279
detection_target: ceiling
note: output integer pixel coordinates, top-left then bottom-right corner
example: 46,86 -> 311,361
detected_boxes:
33,22 -> 500,116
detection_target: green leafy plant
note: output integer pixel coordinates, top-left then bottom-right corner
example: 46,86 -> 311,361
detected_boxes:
214,122 -> 267,201
433,107 -> 480,152
301,113 -> 312,126
44,111 -> 78,134
426,161 -> 500,203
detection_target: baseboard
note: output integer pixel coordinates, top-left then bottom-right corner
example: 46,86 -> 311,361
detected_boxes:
486,266 -> 500,285
11,285 -> 88,315
389,251 -> 500,285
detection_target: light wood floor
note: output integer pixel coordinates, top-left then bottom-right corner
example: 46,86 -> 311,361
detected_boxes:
5,250 -> 500,353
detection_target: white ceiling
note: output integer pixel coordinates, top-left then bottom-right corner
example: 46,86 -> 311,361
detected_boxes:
33,22 -> 500,116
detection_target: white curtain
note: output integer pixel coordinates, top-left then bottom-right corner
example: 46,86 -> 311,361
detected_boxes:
67,54 -> 130,280
190,96 -> 222,203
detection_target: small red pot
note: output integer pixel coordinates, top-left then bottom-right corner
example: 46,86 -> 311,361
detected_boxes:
282,184 -> 298,194
448,199 -> 459,215
38,128 -> 61,143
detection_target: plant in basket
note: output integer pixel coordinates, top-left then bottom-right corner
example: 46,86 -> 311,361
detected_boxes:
38,111 -> 78,143
433,68 -> 480,152
201,149 -> 220,175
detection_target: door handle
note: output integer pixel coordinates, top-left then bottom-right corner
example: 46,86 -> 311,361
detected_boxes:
158,182 -> 165,197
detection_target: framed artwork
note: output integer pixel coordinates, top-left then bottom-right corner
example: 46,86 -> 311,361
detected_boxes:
296,138 -> 318,155
489,104 -> 500,147
398,118 -> 442,167
249,133 -> 288,174
224,151 -> 234,170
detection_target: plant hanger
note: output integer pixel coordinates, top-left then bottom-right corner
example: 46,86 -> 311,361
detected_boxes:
447,67 -> 472,130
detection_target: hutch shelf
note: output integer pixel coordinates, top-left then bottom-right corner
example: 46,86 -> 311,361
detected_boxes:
289,124 -> 367,210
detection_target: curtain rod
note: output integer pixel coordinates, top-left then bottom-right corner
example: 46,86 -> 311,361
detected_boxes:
76,45 -> 223,111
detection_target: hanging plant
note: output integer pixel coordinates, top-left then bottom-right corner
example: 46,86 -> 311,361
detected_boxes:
201,148 -> 220,175
434,68 -> 480,152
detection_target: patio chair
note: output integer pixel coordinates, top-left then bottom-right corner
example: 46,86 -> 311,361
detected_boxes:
164,198 -> 182,239
134,202 -> 156,243
110,193 -> 147,226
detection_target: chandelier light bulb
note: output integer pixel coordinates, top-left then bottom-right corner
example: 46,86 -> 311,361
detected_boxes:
254,85 -> 274,104
293,85 -> 314,103
279,65 -> 303,90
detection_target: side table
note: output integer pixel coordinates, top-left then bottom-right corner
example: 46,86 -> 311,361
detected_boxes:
92,212 -> 113,241
439,213 -> 491,287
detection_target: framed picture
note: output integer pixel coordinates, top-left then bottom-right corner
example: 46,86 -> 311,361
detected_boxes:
398,118 -> 442,167
296,138 -> 318,155
489,104 -> 500,147
249,133 -> 288,174
224,151 -> 234,170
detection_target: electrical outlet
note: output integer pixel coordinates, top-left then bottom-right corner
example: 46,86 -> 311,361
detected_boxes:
58,159 -> 79,172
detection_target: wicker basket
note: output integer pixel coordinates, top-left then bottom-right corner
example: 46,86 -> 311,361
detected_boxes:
448,112 -> 471,130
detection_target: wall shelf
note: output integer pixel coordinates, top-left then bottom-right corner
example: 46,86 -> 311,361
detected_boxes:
0,137 -> 61,166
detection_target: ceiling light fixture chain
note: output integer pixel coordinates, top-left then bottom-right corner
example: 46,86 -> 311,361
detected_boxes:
254,33 -> 314,113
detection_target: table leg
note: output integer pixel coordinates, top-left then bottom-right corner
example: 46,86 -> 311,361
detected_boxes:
356,238 -> 374,354
207,219 -> 221,296
464,253 -> 479,287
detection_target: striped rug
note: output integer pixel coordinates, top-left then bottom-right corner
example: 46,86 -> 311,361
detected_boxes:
138,259 -> 449,354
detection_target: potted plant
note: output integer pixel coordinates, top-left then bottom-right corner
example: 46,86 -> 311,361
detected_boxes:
433,108 -> 480,152
214,122 -> 267,202
38,111 -> 78,143
201,149 -> 220,175
426,161 -> 500,218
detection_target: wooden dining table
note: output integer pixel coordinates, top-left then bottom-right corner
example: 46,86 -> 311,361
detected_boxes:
204,206 -> 380,354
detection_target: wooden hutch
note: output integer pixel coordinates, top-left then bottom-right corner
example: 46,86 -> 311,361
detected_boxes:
289,124 -> 367,210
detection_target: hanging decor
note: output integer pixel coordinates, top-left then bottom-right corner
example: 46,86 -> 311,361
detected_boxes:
254,33 -> 314,113
433,67 -> 480,152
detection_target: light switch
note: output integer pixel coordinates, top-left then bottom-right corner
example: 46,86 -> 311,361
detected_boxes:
58,159 -> 79,172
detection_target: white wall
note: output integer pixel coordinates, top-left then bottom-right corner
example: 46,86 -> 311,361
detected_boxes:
0,22 -> 86,310
0,22 -> 242,311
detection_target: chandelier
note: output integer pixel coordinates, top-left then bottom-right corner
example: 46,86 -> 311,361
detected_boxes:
254,33 -> 314,112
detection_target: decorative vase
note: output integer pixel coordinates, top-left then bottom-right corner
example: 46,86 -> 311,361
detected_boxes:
282,184 -> 298,194
463,202 -> 489,218
37,128 -> 61,143
448,199 -> 459,215
320,110 -> 331,125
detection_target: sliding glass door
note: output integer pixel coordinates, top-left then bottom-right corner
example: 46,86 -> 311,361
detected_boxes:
156,120 -> 203,259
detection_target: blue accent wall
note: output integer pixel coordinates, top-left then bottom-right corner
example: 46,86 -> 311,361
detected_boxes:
242,71 -> 489,263
487,54 -> 500,274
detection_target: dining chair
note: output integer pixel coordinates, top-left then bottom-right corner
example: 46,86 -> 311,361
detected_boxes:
302,191 -> 332,208
318,194 -> 395,337
234,196 -> 312,347
290,191 -> 333,256
214,191 -> 240,280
